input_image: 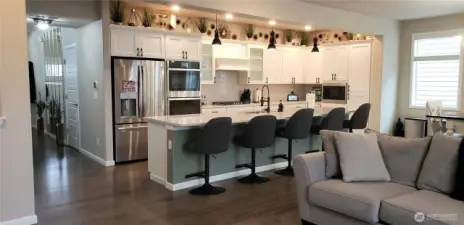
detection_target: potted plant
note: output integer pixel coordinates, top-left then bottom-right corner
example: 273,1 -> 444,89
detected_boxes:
36,96 -> 46,135
245,24 -> 254,40
110,0 -> 125,25
284,30 -> 293,45
300,32 -> 309,47
196,17 -> 208,34
53,101 -> 65,146
141,8 -> 154,27
47,98 -> 57,135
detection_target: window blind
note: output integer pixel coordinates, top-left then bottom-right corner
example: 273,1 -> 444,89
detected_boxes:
411,34 -> 462,109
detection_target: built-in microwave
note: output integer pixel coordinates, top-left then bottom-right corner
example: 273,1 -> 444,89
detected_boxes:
167,60 -> 201,98
322,82 -> 348,104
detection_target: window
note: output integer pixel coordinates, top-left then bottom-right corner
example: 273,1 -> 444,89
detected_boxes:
410,31 -> 463,110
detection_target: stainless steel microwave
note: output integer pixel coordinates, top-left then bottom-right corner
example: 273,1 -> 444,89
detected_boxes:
322,82 -> 348,104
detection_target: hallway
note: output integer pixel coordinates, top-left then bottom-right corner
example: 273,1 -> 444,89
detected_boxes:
32,133 -> 300,225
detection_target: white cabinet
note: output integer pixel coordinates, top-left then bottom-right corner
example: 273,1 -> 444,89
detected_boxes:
226,106 -> 255,112
285,103 -> 307,110
201,43 -> 215,84
347,43 -> 371,110
263,49 -> 283,84
165,35 -> 201,60
248,46 -> 265,84
322,45 -> 349,81
202,107 -> 227,114
303,51 -> 323,84
111,27 -> 164,58
282,49 -> 303,84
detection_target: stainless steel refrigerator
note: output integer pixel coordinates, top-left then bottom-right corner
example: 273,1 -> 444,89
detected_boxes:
112,57 -> 165,163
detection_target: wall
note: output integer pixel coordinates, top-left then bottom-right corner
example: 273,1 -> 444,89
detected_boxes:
202,71 -> 311,103
397,13 -> 464,119
162,0 -> 400,133
77,20 -> 108,163
0,0 -> 37,223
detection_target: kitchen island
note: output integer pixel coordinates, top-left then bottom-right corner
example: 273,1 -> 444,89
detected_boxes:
146,107 -> 350,191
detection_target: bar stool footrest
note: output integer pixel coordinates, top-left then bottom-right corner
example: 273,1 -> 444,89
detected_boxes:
235,163 -> 252,169
185,171 -> 206,179
305,149 -> 320,154
271,154 -> 288,160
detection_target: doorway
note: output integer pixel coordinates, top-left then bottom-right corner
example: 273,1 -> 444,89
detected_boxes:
63,44 -> 80,149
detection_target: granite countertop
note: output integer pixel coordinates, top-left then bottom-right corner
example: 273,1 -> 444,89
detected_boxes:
146,106 -> 352,128
201,101 -> 308,109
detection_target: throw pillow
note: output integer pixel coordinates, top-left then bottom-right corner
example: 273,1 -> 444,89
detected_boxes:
417,133 -> 461,194
320,130 -> 342,178
334,132 -> 391,182
451,139 -> 464,201
377,135 -> 431,187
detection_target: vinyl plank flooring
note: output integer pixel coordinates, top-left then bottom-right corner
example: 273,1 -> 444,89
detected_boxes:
33,132 -> 300,225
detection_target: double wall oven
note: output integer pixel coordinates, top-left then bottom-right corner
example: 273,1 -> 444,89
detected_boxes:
166,60 -> 201,115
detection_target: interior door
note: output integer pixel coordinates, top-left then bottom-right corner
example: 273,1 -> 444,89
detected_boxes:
138,32 -> 164,58
63,44 -> 80,149
165,35 -> 184,60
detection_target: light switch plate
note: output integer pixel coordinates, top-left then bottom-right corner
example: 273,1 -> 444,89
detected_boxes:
93,92 -> 98,100
168,140 -> 172,150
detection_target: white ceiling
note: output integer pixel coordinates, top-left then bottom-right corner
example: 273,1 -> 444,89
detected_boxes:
303,0 -> 464,20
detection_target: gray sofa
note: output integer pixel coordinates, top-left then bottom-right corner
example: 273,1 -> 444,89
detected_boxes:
293,132 -> 464,225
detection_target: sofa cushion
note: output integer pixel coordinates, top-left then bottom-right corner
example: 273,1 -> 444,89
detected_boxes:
309,179 -> 416,223
377,135 -> 431,187
380,190 -> 464,225
417,133 -> 461,194
320,130 -> 342,178
334,132 -> 391,182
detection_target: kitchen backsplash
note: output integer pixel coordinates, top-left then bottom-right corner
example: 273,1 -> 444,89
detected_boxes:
201,71 -> 319,103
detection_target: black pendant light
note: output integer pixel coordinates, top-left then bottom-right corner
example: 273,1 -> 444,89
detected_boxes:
212,14 -> 222,45
267,28 -> 276,50
311,28 -> 319,52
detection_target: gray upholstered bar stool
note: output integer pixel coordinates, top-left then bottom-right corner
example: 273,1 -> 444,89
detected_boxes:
184,117 -> 233,195
272,109 -> 314,176
343,103 -> 371,133
234,115 -> 277,184
307,107 -> 345,153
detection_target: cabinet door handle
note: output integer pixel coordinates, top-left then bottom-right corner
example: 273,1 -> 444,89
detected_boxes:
266,77 -> 268,84
185,51 -> 188,59
137,48 -> 140,56
248,77 -> 250,83
182,51 -> 185,59
334,74 -> 337,80
141,48 -> 143,57
213,77 -> 216,83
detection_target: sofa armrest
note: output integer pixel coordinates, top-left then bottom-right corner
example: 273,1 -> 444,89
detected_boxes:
293,152 -> 327,222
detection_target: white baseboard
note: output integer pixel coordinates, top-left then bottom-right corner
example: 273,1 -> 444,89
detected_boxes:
0,215 -> 37,225
150,161 -> 287,191
79,148 -> 115,167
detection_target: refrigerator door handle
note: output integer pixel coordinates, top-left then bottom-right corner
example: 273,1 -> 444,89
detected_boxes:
137,65 -> 142,119
140,65 -> 144,119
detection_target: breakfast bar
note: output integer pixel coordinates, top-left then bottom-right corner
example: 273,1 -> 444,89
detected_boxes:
146,107 -> 351,191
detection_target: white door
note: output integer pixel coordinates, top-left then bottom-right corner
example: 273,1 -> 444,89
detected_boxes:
335,45 -> 349,81
347,43 -> 371,110
111,28 -> 137,57
263,49 -> 283,84
63,44 -> 80,149
183,38 -> 201,61
322,47 -> 337,81
137,32 -> 164,58
165,35 -> 184,60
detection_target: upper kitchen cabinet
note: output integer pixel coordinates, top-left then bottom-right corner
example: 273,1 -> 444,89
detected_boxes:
111,27 -> 164,58
201,43 -> 215,84
165,35 -> 201,61
282,49 -> 303,84
303,50 -> 323,84
248,46 -> 264,84
263,48 -> 283,84
347,43 -> 372,110
322,44 -> 349,81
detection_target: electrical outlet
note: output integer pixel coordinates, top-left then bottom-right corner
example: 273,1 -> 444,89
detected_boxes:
168,140 -> 172,150
96,138 -> 100,146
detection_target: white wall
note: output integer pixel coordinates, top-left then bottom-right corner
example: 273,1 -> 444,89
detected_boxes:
0,0 -> 37,223
397,13 -> 464,119
160,0 -> 400,133
77,20 -> 108,162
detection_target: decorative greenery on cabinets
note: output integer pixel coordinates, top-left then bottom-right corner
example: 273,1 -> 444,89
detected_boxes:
110,0 -> 125,24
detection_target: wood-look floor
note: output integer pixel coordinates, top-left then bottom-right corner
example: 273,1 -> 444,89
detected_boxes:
33,133 -> 301,225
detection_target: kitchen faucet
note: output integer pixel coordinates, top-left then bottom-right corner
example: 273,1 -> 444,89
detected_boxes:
261,85 -> 270,113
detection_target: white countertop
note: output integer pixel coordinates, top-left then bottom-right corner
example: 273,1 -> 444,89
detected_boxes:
146,106 -> 351,128
201,101 -> 309,109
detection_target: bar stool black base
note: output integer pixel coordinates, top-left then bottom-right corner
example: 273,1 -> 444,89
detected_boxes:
189,183 -> 225,195
238,173 -> 270,184
274,166 -> 294,176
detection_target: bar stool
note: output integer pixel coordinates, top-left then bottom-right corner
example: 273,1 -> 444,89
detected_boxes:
343,103 -> 371,133
307,107 -> 345,153
184,117 -> 233,195
272,109 -> 314,176
234,115 -> 277,184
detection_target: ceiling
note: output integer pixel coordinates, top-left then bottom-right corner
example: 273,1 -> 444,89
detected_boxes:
303,0 -> 464,20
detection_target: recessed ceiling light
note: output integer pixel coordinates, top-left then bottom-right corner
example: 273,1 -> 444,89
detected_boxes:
269,20 -> 276,26
305,25 -> 311,30
171,4 -> 180,12
225,13 -> 233,20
